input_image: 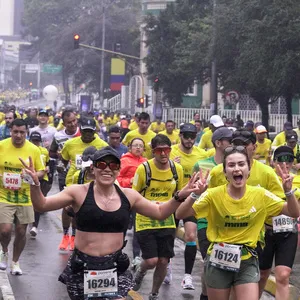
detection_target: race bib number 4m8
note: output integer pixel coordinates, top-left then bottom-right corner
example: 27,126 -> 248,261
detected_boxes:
209,243 -> 241,272
3,173 -> 22,190
272,215 -> 296,233
84,268 -> 118,299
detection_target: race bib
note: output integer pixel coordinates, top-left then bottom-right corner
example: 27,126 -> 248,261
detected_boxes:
75,154 -> 82,169
210,243 -> 241,272
272,215 -> 297,233
3,173 -> 22,190
84,268 -> 118,299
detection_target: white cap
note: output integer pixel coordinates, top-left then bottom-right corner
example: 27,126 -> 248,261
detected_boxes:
210,115 -> 224,128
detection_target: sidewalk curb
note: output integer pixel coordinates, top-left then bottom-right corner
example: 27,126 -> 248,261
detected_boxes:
0,270 -> 15,300
176,227 -> 299,300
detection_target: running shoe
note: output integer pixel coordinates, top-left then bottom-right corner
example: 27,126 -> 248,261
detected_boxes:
0,250 -> 8,270
11,261 -> 22,275
131,256 -> 142,271
132,267 -> 147,291
30,226 -> 37,238
58,234 -> 70,250
181,274 -> 195,290
69,236 -> 75,251
163,262 -> 172,285
149,293 -> 159,300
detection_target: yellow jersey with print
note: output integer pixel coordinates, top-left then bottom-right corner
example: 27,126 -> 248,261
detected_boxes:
122,129 -> 156,159
198,129 -> 213,150
0,139 -> 45,206
192,185 -> 285,259
38,146 -> 49,181
272,131 -> 286,147
170,144 -> 208,185
209,159 -> 285,198
129,121 -> 138,131
132,159 -> 183,231
160,130 -> 180,145
255,138 -> 271,165
150,122 -> 165,133
61,136 -> 108,186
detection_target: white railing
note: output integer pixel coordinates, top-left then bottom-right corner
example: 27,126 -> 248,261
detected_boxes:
163,108 -> 300,133
107,94 -> 121,112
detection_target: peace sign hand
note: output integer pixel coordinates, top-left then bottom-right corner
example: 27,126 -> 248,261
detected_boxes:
19,156 -> 40,186
275,162 -> 294,193
179,170 -> 209,199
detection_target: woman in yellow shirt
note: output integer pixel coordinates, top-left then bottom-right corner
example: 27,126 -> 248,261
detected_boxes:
176,146 -> 299,300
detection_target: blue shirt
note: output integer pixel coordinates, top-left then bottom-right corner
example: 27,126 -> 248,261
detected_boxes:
112,144 -> 128,157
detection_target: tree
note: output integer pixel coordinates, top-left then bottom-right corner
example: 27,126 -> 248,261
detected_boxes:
214,0 -> 300,128
23,0 -> 141,99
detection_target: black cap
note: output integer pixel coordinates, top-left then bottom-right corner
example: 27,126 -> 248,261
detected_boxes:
80,117 -> 96,130
232,128 -> 256,144
38,109 -> 49,116
29,131 -> 42,142
274,145 -> 294,160
212,127 -> 233,143
82,146 -> 97,162
284,122 -> 293,130
286,130 -> 298,142
180,123 -> 197,133
93,146 -> 121,163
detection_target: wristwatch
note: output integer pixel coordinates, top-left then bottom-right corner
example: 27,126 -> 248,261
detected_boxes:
174,191 -> 185,203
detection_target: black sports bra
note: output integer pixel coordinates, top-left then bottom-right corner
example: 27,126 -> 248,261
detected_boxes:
75,182 -> 131,233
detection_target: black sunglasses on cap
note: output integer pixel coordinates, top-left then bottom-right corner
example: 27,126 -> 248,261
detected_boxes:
224,145 -> 246,154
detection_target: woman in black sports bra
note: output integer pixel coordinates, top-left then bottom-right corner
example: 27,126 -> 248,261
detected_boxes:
20,146 -> 204,300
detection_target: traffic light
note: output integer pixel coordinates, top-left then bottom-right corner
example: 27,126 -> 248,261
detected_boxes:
114,43 -> 121,52
29,82 -> 33,87
153,76 -> 160,92
136,97 -> 144,108
145,95 -> 151,107
74,34 -> 80,49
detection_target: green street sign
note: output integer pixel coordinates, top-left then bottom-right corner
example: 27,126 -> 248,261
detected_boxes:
42,64 -> 62,74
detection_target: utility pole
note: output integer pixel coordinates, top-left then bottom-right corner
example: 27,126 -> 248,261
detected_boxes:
211,0 -> 218,115
99,3 -> 105,108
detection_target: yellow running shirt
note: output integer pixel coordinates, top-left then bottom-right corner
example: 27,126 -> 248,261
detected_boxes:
132,159 -> 183,231
129,121 -> 138,131
170,144 -> 208,185
61,136 -> 108,186
39,146 -> 49,181
192,185 -> 285,259
122,129 -> 156,159
160,130 -> 180,145
198,129 -> 213,150
272,131 -> 286,148
255,138 -> 271,165
0,139 -> 45,206
150,122 -> 165,133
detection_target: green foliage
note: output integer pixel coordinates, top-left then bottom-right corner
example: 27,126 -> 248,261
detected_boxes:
23,0 -> 141,95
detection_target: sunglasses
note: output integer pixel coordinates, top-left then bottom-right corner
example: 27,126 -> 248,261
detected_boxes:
93,160 -> 120,171
182,132 -> 197,140
131,144 -> 144,148
153,147 -> 172,155
232,138 -> 251,146
232,130 -> 253,139
224,145 -> 246,154
275,155 -> 294,163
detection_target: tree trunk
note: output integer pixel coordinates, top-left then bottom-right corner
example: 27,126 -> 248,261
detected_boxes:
258,99 -> 269,131
285,94 -> 293,124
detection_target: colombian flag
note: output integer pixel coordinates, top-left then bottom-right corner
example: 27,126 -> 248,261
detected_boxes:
110,58 -> 125,91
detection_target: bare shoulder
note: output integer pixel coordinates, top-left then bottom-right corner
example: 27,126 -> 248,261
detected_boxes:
63,183 -> 90,199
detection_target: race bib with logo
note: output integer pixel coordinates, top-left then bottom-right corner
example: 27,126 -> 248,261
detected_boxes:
3,173 -> 22,190
272,215 -> 297,233
75,154 -> 82,169
84,268 -> 118,299
209,243 -> 241,272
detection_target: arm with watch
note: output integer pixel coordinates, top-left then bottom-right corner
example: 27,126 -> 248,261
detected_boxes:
130,172 -> 206,221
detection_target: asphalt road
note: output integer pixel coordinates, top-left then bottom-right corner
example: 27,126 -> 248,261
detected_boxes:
4,181 -> 275,300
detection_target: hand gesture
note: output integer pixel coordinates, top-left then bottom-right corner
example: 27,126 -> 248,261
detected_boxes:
173,156 -> 181,164
275,162 -> 293,193
19,156 -> 39,185
179,170 -> 209,199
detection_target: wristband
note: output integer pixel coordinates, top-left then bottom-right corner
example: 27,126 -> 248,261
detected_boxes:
190,193 -> 199,201
174,190 -> 185,203
285,188 -> 297,197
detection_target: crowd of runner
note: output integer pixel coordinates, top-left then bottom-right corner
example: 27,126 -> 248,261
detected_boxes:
0,104 -> 299,300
